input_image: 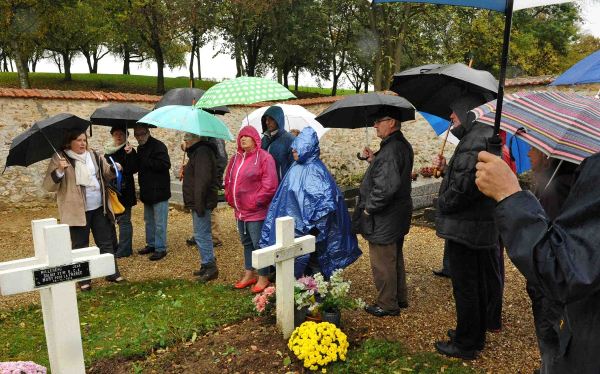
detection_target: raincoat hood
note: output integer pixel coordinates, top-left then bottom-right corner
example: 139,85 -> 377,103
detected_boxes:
237,125 -> 262,154
261,105 -> 286,135
291,127 -> 320,164
450,93 -> 487,138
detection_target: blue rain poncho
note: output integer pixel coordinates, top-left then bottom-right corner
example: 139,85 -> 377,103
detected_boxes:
259,127 -> 362,278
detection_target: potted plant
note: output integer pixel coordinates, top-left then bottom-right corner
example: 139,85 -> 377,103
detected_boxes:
294,276 -> 324,326
253,286 -> 276,323
317,270 -> 365,327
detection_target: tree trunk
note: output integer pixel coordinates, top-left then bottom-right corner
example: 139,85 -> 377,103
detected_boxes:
123,46 -> 130,74
362,0 -> 382,91
234,39 -> 243,77
277,67 -> 282,84
364,77 -> 369,93
63,52 -> 72,81
2,55 -> 8,72
31,59 -> 37,72
196,45 -> 201,80
294,66 -> 299,91
83,50 -> 94,73
393,4 -> 412,74
189,36 -> 196,87
155,48 -> 165,94
92,54 -> 98,74
11,43 -> 31,89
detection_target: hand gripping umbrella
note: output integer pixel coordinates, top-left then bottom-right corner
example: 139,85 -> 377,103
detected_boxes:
4,113 -> 90,171
372,0 -> 575,156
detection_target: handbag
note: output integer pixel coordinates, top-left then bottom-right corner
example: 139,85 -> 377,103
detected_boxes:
107,188 -> 125,215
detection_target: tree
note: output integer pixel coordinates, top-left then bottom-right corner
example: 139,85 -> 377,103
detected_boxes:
0,0 -> 41,88
126,0 -> 187,93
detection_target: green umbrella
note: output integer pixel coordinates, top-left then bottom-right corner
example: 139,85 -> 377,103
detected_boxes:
138,105 -> 234,141
195,76 -> 296,108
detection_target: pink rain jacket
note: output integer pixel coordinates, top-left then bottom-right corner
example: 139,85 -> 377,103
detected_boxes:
225,126 -> 278,221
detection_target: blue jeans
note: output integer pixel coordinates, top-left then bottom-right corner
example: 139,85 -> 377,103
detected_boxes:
144,200 -> 168,253
115,206 -> 133,257
193,209 -> 215,265
237,220 -> 269,276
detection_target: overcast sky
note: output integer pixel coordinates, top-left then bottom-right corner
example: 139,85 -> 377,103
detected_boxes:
30,1 -> 600,88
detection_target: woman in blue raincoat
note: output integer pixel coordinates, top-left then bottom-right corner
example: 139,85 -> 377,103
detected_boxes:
259,127 -> 362,279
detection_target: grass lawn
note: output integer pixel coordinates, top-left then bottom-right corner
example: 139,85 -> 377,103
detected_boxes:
0,72 -> 356,97
0,280 -> 255,369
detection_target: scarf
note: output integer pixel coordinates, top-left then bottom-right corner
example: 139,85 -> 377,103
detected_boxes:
63,149 -> 97,189
104,141 -> 126,155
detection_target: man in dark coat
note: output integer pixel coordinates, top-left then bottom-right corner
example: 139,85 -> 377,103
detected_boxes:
182,133 -> 219,282
186,137 -> 227,248
432,93 -> 498,360
475,150 -> 600,373
131,123 -> 171,261
261,105 -> 296,181
352,106 -> 413,318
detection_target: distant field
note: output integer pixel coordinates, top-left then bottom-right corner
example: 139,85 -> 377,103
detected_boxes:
0,72 -> 355,97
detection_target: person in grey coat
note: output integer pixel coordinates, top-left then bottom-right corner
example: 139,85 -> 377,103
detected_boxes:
352,106 -> 413,318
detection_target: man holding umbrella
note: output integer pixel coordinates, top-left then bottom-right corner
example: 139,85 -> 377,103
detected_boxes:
432,93 -> 497,360
352,106 -> 414,317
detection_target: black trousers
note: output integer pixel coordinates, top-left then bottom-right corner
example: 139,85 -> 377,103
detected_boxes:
70,207 -> 121,286
448,240 -> 487,350
483,239 -> 505,331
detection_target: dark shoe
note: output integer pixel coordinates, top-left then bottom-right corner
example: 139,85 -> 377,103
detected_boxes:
149,251 -> 167,261
193,265 -> 206,277
433,269 -> 451,278
138,246 -> 155,255
435,340 -> 476,360
186,237 -> 196,246
364,304 -> 400,317
213,241 -> 223,248
398,301 -> 409,309
115,253 -> 132,259
107,278 -> 128,284
197,261 -> 218,283
447,329 -> 485,351
80,285 -> 92,292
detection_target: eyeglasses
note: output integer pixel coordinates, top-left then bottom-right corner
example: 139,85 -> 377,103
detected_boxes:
134,131 -> 148,138
373,117 -> 392,125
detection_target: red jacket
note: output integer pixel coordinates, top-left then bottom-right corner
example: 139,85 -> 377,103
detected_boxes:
499,130 -> 517,175
225,126 -> 278,221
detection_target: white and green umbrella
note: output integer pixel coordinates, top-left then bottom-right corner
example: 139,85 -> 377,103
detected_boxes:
195,76 -> 296,108
138,105 -> 234,141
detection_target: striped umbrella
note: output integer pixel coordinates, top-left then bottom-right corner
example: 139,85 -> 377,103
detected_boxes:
472,91 -> 600,164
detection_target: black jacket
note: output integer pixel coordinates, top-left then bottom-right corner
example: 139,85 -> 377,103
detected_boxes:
435,119 -> 498,250
104,146 -> 138,207
208,137 -> 228,188
182,141 -> 218,216
135,136 -> 171,204
353,130 -> 413,245
495,153 -> 600,373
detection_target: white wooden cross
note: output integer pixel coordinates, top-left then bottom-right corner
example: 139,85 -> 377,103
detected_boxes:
252,217 -> 315,338
0,218 -> 117,374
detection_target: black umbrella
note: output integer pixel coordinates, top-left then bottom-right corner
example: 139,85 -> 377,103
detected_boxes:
390,63 -> 498,120
4,113 -> 90,169
315,92 -> 415,159
90,104 -> 150,128
154,88 -> 230,115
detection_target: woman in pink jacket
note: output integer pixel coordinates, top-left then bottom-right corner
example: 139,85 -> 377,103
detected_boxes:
225,126 -> 278,292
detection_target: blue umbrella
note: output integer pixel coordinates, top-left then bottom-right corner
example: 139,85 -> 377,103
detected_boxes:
549,49 -> 600,98
420,111 -> 531,173
372,0 -> 574,154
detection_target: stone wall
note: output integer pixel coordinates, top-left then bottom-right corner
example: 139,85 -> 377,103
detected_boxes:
0,97 -> 447,206
2,82 -> 599,205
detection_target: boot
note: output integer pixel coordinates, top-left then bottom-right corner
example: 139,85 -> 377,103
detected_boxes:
192,263 -> 206,277
197,260 -> 218,283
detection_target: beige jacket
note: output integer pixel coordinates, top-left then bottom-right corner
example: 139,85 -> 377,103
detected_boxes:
43,150 -> 116,226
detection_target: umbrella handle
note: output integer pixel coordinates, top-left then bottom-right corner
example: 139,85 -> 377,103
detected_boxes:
179,151 -> 186,181
434,120 -> 453,179
357,152 -> 368,161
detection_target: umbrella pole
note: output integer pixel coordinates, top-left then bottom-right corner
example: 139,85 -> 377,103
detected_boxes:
179,152 -> 186,181
40,129 -> 69,163
434,120 -> 453,178
488,0 -> 515,157
542,160 -> 563,192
